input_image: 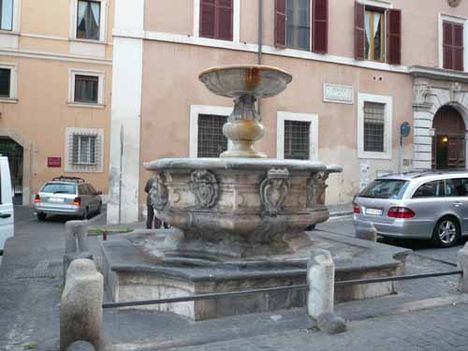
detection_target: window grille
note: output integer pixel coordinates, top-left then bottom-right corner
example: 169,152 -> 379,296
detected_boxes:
77,0 -> 101,40
72,135 -> 97,165
284,120 -> 310,160
197,114 -> 228,158
286,0 -> 310,50
74,75 -> 99,103
0,0 -> 13,31
364,102 -> 385,152
0,68 -> 10,97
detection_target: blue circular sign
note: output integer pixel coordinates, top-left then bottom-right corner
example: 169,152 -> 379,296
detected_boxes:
400,122 -> 411,138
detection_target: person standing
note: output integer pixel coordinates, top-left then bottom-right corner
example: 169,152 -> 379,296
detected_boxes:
144,177 -> 162,229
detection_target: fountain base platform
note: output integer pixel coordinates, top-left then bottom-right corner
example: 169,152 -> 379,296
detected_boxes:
101,230 -> 410,320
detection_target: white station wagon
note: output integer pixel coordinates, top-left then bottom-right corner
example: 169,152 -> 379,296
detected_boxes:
353,170 -> 468,247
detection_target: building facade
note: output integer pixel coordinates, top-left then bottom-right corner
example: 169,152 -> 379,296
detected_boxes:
65,0 -> 468,223
0,0 -> 113,204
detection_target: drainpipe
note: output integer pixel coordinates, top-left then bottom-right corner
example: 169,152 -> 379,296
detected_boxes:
257,0 -> 263,113
257,0 -> 263,65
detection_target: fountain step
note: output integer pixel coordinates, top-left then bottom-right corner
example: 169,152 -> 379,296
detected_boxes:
100,231 -> 410,320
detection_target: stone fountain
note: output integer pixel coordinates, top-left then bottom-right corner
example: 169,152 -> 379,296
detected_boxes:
101,65 -> 410,320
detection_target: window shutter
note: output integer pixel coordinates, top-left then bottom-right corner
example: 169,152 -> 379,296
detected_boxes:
354,1 -> 365,60
217,0 -> 233,40
200,0 -> 216,38
312,0 -> 328,54
443,22 -> 453,69
275,0 -> 286,48
386,9 -> 401,65
454,23 -> 464,71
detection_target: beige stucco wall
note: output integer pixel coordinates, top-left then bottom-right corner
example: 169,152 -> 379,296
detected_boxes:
139,40 -> 414,206
0,0 -> 114,202
0,56 -> 112,196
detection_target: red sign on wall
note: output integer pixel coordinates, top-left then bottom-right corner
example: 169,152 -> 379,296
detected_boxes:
48,157 -> 62,168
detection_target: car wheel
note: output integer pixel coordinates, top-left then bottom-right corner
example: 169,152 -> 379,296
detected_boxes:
82,207 -> 89,220
432,216 -> 460,247
37,213 -> 47,221
305,224 -> 316,231
96,202 -> 102,214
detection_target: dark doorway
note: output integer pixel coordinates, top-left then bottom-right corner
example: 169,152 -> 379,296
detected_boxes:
432,106 -> 466,169
0,137 -> 23,203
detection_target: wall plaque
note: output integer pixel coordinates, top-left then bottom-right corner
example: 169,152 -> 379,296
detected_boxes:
48,157 -> 62,168
323,84 -> 354,104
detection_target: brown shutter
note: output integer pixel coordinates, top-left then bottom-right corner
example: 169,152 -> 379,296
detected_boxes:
312,0 -> 328,54
217,0 -> 233,40
354,1 -> 365,60
386,9 -> 401,65
200,0 -> 216,38
454,23 -> 464,71
275,0 -> 286,48
443,21 -> 453,69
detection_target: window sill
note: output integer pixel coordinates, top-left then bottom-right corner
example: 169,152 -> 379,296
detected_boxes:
0,98 -> 18,104
0,30 -> 19,36
69,38 -> 108,45
67,102 -> 105,109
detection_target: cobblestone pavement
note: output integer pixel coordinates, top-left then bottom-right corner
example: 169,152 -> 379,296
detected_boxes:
166,304 -> 468,351
1,208 -> 467,351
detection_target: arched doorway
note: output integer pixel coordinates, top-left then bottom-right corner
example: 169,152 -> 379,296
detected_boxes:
0,137 -> 23,204
432,105 -> 466,169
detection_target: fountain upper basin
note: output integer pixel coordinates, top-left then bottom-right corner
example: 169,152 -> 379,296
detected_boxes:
199,65 -> 293,98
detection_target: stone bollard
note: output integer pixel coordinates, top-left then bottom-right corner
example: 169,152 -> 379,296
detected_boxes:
354,220 -> 377,242
307,249 -> 346,334
457,242 -> 468,294
64,220 -> 93,282
60,259 -> 103,351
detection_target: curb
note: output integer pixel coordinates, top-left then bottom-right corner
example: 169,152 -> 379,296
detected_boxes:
329,211 -> 352,219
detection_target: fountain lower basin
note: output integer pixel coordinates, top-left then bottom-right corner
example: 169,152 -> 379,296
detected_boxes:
144,158 -> 341,259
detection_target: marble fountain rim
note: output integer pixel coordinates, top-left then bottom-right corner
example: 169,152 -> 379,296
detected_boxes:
145,157 -> 343,173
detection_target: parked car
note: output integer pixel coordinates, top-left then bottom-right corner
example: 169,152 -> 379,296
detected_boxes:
33,176 -> 102,221
353,170 -> 468,247
0,156 -> 14,251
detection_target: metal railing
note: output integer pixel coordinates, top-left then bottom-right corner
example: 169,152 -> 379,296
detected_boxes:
102,269 -> 463,309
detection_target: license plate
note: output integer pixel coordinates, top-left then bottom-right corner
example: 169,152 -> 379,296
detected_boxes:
49,198 -> 64,203
365,208 -> 383,216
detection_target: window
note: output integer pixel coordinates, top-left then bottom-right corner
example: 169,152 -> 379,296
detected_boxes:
65,128 -> 104,173
74,75 -> 99,103
76,0 -> 101,40
363,102 -> 385,152
69,70 -> 104,106
275,0 -> 328,53
365,9 -> 385,62
199,0 -> 233,41
277,112 -> 319,160
72,134 -> 97,165
443,21 -> 464,71
444,178 -> 468,196
413,180 -> 444,198
0,68 -> 10,97
359,179 -> 408,200
354,2 -> 401,64
197,114 -> 228,157
0,0 -> 13,31
286,0 -> 310,50
284,120 -> 310,159
357,93 -> 392,159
